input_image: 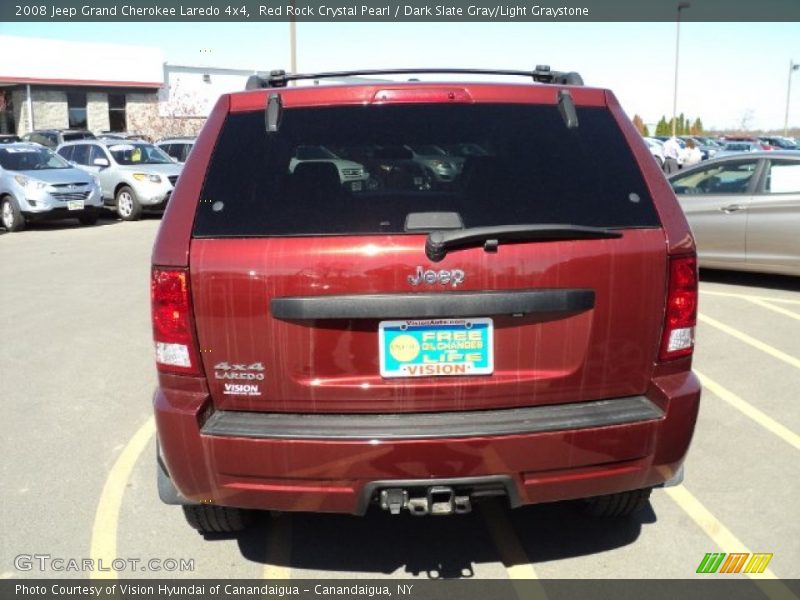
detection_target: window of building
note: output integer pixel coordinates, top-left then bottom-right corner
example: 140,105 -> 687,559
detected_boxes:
0,91 -> 16,134
108,94 -> 127,132
67,92 -> 88,129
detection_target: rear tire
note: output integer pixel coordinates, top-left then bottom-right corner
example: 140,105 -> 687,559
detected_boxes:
581,488 -> 652,518
1,196 -> 26,232
115,186 -> 142,221
182,504 -> 253,534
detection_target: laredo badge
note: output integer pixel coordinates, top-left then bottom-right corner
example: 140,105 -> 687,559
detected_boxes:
213,362 -> 265,381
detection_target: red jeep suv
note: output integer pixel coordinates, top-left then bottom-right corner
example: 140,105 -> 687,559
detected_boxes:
151,67 -> 700,534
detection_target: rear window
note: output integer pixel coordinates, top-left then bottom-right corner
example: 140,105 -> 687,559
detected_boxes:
63,132 -> 95,141
193,103 -> 659,237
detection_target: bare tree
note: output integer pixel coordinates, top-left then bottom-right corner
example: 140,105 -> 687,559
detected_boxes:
738,109 -> 755,133
127,80 -> 207,141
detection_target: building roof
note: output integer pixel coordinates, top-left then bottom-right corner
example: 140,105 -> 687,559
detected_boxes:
0,36 -> 164,88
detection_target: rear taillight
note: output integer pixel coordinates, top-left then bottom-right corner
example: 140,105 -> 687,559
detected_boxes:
151,267 -> 201,375
659,255 -> 698,361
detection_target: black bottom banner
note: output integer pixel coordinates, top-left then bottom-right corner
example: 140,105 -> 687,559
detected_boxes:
4,579 -> 800,600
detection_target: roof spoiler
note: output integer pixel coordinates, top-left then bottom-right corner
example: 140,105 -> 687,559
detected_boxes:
245,66 -> 584,90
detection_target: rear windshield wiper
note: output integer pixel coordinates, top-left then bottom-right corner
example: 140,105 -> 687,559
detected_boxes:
425,224 -> 623,262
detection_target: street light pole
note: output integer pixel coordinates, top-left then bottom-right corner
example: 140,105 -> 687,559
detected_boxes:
672,2 -> 691,137
784,60 -> 799,137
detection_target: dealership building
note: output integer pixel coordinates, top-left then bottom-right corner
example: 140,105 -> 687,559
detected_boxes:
0,36 -> 263,139
0,36 -> 388,140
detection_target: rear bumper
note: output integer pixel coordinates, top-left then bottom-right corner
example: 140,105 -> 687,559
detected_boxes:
155,371 -> 700,514
24,205 -> 103,221
202,396 -> 662,439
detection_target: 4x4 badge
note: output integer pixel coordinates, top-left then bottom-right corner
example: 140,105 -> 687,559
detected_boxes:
408,266 -> 465,287
213,361 -> 265,381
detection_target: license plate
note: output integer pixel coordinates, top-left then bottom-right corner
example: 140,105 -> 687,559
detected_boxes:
379,318 -> 494,378
67,200 -> 84,211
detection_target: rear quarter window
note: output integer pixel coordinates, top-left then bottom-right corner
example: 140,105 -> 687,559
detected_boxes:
193,103 -> 660,237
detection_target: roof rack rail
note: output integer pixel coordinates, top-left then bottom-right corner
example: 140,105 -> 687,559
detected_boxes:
244,66 -> 584,90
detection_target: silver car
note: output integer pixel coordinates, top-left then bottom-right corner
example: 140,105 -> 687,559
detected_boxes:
288,145 -> 370,191
404,144 -> 461,184
0,143 -> 103,232
669,152 -> 800,276
644,137 -> 665,168
57,140 -> 182,220
155,137 -> 196,164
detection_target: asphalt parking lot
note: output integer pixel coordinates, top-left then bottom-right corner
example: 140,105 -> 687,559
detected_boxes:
1,217 -> 798,584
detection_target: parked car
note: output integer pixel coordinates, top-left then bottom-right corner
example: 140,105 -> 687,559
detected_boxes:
0,134 -> 21,144
644,137 -> 665,168
97,131 -> 150,142
57,139 -> 181,220
21,129 -> 96,148
680,136 -> 717,160
441,143 -> 490,158
758,136 -> 798,150
715,141 -> 763,157
332,144 -> 433,192
692,136 -> 723,148
0,143 -> 103,232
155,137 -> 196,164
655,136 -> 689,167
404,144 -> 462,183
669,152 -> 800,276
153,67 -> 701,534
288,145 -> 370,190
721,136 -> 772,151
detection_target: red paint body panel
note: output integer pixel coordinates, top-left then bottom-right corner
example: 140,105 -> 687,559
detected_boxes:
155,370 -> 699,513
152,80 -> 701,515
152,95 -> 230,267
189,230 -> 667,413
227,82 -> 609,112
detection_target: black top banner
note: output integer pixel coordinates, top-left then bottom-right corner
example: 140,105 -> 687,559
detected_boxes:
3,0 -> 800,22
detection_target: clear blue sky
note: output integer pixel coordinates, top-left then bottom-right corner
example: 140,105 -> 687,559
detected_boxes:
2,21 -> 798,130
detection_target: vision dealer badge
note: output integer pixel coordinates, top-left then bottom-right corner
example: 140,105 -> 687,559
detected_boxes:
214,362 -> 265,395
223,383 -> 261,396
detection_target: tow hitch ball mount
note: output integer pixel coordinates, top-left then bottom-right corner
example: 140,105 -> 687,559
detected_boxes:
379,486 -> 472,515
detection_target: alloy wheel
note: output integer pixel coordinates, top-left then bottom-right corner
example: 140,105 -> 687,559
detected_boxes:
1,200 -> 13,229
117,192 -> 133,218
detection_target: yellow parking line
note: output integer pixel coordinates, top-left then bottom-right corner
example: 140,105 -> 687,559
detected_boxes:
665,486 -> 799,600
262,513 -> 292,579
480,501 -> 548,599
89,417 -> 156,580
695,370 -> 800,451
698,313 -> 800,371
744,298 -> 800,322
701,290 -> 800,306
